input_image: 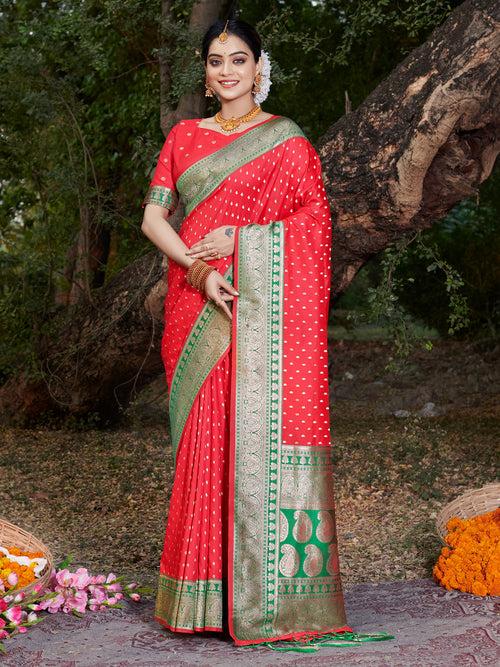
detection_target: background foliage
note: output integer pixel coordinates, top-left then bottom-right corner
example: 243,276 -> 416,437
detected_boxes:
0,0 -> 498,382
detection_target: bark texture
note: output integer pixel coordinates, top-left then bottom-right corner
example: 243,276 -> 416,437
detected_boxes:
1,0 -> 498,424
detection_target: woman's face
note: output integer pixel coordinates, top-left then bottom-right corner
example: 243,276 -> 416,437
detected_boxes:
205,33 -> 261,102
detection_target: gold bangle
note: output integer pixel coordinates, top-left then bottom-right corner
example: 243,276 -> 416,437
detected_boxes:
193,264 -> 211,290
186,258 -> 207,286
194,265 -> 210,290
186,258 -> 218,294
187,258 -> 204,282
196,265 -> 216,293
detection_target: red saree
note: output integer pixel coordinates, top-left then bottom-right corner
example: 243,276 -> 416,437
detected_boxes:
142,115 -> 394,649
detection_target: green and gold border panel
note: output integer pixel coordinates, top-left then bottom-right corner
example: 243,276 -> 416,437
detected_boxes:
142,184 -> 178,211
275,444 -> 347,633
232,226 -> 348,640
155,574 -> 223,631
232,221 -> 285,639
169,265 -> 233,462
176,117 -> 305,216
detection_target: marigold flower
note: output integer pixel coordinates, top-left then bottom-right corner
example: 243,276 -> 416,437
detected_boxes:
433,508 -> 500,597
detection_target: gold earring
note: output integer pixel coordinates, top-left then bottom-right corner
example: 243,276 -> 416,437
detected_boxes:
205,80 -> 214,97
252,72 -> 262,94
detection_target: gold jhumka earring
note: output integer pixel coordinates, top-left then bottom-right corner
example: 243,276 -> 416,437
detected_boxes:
252,72 -> 262,94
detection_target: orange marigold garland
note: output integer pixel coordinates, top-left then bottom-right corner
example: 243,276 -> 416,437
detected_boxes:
433,507 -> 500,596
0,546 -> 47,592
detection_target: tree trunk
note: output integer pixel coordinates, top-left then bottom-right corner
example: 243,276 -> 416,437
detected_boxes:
1,0 -> 498,425
321,0 -> 499,295
160,0 -> 232,134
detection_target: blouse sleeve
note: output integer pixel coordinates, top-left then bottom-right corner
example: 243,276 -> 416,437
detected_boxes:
141,125 -> 179,213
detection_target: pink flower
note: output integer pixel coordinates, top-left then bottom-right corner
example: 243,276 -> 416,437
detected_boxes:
27,611 -> 38,623
32,582 -> 44,594
14,591 -> 26,603
106,582 -> 122,593
39,593 -> 65,613
72,568 -> 91,590
7,572 -> 18,587
17,626 -> 28,633
126,582 -> 139,590
55,569 -> 73,588
63,590 -> 88,614
88,585 -> 106,604
5,605 -> 22,625
91,574 -> 106,585
0,598 -> 7,613
0,618 -> 6,628
105,573 -> 117,584
0,629 -> 9,640
129,593 -> 141,602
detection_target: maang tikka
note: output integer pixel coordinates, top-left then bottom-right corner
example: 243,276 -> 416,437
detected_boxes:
218,18 -> 229,43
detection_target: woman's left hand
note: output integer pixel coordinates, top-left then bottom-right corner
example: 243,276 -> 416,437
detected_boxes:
185,225 -> 236,260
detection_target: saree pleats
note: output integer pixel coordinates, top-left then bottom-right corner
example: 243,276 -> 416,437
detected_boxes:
155,349 -> 231,632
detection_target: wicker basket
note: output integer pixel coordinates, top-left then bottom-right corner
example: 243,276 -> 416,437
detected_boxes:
0,518 -> 54,596
435,482 -> 500,544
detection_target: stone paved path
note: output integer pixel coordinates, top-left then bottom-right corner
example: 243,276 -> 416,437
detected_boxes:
2,578 -> 498,666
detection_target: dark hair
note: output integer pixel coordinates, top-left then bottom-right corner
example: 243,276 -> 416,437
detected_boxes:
201,18 -> 262,64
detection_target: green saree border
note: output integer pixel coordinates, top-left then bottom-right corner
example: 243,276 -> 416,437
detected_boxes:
168,265 -> 233,462
176,117 -> 305,216
231,223 -> 348,641
155,574 -> 223,631
232,221 -> 285,639
142,184 -> 178,210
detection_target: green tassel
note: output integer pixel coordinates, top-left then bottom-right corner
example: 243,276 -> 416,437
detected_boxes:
261,643 -> 318,653
240,630 -> 395,653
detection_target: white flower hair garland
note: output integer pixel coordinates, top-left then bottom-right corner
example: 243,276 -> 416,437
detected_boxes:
253,49 -> 272,104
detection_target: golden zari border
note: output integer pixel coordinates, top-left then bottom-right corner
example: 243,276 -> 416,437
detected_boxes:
155,574 -> 223,631
142,184 -> 179,211
231,222 -> 348,641
168,265 -> 233,463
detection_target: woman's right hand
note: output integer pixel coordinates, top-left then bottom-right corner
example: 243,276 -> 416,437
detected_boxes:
204,270 -> 238,321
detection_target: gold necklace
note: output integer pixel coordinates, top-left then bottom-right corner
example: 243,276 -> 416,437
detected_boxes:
214,104 -> 262,132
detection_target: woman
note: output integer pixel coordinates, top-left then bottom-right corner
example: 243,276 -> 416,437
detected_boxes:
141,17 -> 394,651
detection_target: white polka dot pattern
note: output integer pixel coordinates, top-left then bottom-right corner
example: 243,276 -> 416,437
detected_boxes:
151,115 -> 333,608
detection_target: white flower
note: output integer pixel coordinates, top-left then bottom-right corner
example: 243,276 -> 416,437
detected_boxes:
253,49 -> 272,104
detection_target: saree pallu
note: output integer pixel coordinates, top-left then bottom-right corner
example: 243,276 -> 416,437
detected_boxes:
142,116 -> 392,648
